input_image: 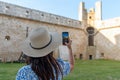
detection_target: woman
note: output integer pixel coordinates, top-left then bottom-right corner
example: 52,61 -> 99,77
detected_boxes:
16,27 -> 74,80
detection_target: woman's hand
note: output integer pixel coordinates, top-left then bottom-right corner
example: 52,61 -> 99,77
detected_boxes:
65,39 -> 72,49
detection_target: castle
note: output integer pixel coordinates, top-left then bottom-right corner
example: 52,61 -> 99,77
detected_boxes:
0,1 -> 120,62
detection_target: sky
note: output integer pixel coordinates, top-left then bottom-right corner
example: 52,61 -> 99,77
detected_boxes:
0,0 -> 120,20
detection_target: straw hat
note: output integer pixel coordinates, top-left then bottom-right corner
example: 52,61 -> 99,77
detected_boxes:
22,27 -> 61,57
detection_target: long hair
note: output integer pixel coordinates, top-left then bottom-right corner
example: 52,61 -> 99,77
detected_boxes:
25,52 -> 63,80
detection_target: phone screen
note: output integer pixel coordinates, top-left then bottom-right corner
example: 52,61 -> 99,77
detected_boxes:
62,32 -> 69,45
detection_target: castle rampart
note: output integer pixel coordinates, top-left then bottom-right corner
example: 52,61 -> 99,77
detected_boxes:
0,1 -> 82,28
0,1 -> 87,62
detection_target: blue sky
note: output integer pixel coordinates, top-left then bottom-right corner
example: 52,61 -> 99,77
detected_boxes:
0,0 -> 119,20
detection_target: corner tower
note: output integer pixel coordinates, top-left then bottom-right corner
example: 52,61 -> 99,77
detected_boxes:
95,1 -> 102,21
78,1 -> 102,60
78,2 -> 87,22
78,1 -> 102,27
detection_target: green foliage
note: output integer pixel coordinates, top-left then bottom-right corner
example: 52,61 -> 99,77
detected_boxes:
1,59 -> 120,80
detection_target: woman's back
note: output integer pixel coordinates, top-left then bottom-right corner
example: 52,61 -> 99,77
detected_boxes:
16,58 -> 70,80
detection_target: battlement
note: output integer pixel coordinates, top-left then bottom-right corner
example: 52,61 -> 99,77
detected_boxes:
102,17 -> 120,27
96,17 -> 120,28
0,1 -> 82,28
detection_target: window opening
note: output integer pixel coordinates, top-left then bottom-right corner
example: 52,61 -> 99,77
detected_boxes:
5,36 -> 10,40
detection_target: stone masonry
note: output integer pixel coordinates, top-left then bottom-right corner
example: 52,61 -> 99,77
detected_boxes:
0,1 -> 86,62
0,1 -> 120,62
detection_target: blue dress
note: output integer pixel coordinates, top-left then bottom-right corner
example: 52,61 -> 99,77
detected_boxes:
16,58 -> 70,80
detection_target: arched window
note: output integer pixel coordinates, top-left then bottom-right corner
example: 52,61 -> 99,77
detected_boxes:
86,27 -> 94,46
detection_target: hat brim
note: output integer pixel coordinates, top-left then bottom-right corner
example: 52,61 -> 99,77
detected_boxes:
22,32 -> 62,57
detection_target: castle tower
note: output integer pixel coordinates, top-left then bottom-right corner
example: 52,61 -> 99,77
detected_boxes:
78,2 -> 87,22
87,8 -> 95,27
78,1 -> 102,27
87,1 -> 102,27
95,1 -> 102,21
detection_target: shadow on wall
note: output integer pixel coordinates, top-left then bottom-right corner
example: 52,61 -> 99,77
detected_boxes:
94,27 -> 120,60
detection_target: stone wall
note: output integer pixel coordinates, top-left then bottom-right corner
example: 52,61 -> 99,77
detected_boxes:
0,1 -> 87,62
95,18 -> 120,60
96,17 -> 120,28
0,1 -> 120,61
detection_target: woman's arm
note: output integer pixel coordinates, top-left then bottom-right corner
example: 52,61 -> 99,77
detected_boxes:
65,40 -> 74,72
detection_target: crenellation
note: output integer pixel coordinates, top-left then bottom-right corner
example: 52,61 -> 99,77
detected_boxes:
95,17 -> 120,28
95,1 -> 102,20
0,1 -> 82,28
101,17 -> 120,27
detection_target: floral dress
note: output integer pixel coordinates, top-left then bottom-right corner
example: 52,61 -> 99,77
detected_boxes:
16,58 -> 70,80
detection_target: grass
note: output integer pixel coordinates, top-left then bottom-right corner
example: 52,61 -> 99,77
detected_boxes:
0,63 -> 24,80
64,59 -> 120,80
1,59 -> 120,80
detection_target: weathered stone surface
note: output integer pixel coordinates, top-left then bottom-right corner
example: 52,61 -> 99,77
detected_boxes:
0,1 -> 86,61
0,1 -> 120,62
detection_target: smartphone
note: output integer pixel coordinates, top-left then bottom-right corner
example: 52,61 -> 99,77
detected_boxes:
62,32 -> 69,45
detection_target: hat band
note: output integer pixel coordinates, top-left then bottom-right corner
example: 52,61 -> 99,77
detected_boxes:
29,35 -> 52,50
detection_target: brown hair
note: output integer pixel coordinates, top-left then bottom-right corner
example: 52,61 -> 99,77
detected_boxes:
25,52 -> 63,80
